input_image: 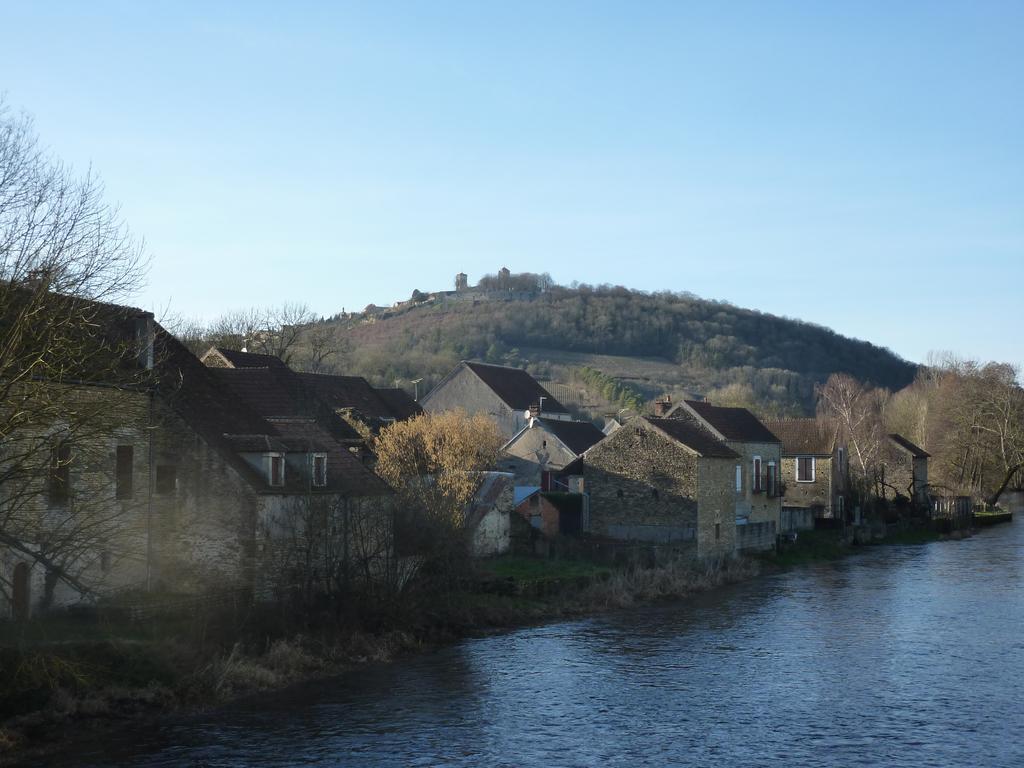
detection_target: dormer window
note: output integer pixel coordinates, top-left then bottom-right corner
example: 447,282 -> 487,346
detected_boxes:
312,453 -> 328,487
266,453 -> 285,487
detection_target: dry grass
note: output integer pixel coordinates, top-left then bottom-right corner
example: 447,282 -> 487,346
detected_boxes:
577,555 -> 760,610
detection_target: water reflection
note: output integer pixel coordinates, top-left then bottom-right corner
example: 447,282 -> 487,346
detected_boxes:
45,522 -> 1024,768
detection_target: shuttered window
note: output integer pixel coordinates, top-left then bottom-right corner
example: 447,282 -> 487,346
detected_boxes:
796,457 -> 816,482
116,445 -> 134,500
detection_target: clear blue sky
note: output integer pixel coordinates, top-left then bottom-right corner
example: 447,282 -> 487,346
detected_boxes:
2,1 -> 1021,369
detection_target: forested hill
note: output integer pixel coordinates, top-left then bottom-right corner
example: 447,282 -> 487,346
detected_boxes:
312,284 -> 918,415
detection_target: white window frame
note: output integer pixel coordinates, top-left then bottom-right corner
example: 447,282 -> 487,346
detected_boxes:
312,453 -> 328,487
752,456 -> 762,493
735,464 -> 742,493
266,452 -> 285,487
796,456 -> 816,483
767,461 -> 777,496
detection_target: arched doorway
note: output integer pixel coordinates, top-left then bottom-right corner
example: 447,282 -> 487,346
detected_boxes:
12,562 -> 30,621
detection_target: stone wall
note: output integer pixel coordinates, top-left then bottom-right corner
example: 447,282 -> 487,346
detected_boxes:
780,507 -> 815,532
728,439 -> 782,528
585,420 -> 700,540
1,382 -> 268,618
878,446 -> 928,503
780,455 -> 833,514
697,457 -> 739,557
736,521 -> 776,552
584,419 -> 737,558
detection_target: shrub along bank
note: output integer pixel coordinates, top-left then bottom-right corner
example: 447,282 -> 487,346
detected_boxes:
0,552 -> 760,762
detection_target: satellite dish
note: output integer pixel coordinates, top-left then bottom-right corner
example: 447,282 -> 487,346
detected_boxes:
524,409 -> 533,420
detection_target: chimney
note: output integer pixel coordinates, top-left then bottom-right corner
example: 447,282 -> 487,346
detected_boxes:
529,403 -> 541,419
654,395 -> 673,417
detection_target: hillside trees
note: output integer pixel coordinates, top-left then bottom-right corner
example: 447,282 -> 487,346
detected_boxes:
819,362 -> 1024,504
315,280 -> 919,411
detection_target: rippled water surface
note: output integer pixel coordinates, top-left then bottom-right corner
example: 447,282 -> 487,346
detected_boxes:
50,520 -> 1024,767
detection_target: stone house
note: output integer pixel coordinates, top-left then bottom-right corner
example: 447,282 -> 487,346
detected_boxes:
464,472 -> 515,557
762,418 -> 847,528
420,361 -> 571,439
667,400 -> 782,548
501,417 -> 606,489
583,417 -> 739,558
878,434 -> 930,505
1,314 -> 394,619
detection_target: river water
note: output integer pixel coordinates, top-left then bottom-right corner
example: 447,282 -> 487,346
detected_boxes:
50,520 -> 1023,767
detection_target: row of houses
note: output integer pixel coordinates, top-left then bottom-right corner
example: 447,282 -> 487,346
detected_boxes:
1,301 -> 931,619
421,361 -> 932,559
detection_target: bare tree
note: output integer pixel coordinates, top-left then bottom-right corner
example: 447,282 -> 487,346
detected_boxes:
261,494 -> 398,610
0,101 -> 148,607
202,303 -> 316,365
817,373 -> 888,481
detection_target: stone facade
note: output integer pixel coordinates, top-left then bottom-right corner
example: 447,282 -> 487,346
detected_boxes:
0,383 -> 262,618
729,439 -> 782,531
584,419 -> 735,558
0,377 -> 394,619
780,455 -> 836,515
421,364 -> 528,438
878,439 -> 929,505
502,421 -> 589,487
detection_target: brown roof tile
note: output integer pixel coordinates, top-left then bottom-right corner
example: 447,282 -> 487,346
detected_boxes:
463,361 -> 569,414
375,387 -> 424,421
762,418 -> 837,456
298,373 -> 394,421
203,347 -> 289,369
537,418 -> 606,455
681,400 -> 780,443
646,417 -> 740,458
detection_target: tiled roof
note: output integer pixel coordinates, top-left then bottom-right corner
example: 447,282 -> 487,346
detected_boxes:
375,387 -> 424,421
646,417 -> 740,459
211,368 -> 363,443
463,361 -> 569,414
298,373 -> 393,420
762,418 -> 836,456
538,418 -> 606,455
153,336 -> 386,496
199,346 -> 287,370
888,433 -> 931,458
212,347 -> 287,369
682,400 -> 780,443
